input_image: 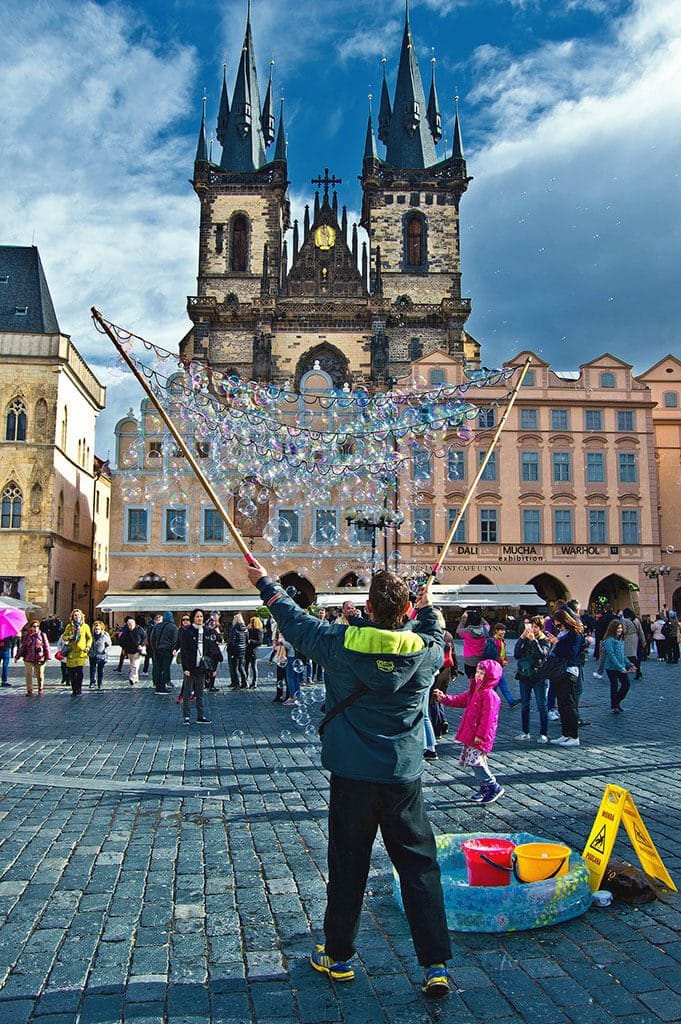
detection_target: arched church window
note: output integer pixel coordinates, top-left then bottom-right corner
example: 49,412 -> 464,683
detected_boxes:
230,215 -> 249,272
1,483 -> 22,529
405,214 -> 427,270
5,398 -> 27,441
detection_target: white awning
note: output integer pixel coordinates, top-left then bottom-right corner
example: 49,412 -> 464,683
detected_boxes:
0,595 -> 39,611
98,583 -> 545,614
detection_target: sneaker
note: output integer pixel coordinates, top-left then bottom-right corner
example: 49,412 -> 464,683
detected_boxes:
480,782 -> 505,805
197,717 -> 211,724
561,737 -> 580,746
551,735 -> 569,745
548,709 -> 560,721
592,672 -> 604,679
128,678 -> 134,686
309,944 -> 355,982
469,787 -> 487,802
183,718 -> 190,726
176,696 -> 183,704
515,733 -> 531,741
283,698 -> 299,706
422,964 -> 451,998
423,750 -> 438,761
537,734 -> 549,743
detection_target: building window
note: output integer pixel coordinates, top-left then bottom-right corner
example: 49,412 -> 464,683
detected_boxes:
554,508 -> 573,544
479,450 -> 497,481
600,372 -> 616,388
522,509 -> 541,544
405,214 -> 426,269
230,214 -> 249,272
521,370 -> 536,387
314,508 -> 338,545
617,410 -> 635,432
165,507 -> 187,543
552,451 -> 571,482
195,441 -> 211,458
5,398 -> 27,441
585,409 -> 603,432
73,501 -> 80,538
551,408 -> 569,431
203,507 -> 224,543
586,451 -> 605,483
663,391 -> 678,408
588,509 -> 607,544
521,451 -> 540,482
618,452 -> 637,483
413,508 -> 432,543
621,510 -> 640,545
480,508 -> 498,543
57,492 -> 64,533
412,447 -> 432,480
105,497 -> 110,519
126,508 -> 148,543
447,449 -> 465,482
146,441 -> 163,465
278,509 -> 300,545
0,483 -> 22,529
95,490 -> 100,514
60,407 -> 68,450
478,408 -> 496,429
429,368 -> 446,386
520,408 -> 538,430
447,508 -> 466,543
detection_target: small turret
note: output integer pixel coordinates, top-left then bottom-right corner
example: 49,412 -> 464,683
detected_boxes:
378,57 -> 392,145
273,97 -> 287,162
261,60 -> 276,147
216,64 -> 229,147
427,57 -> 442,144
452,95 -> 464,159
195,95 -> 208,163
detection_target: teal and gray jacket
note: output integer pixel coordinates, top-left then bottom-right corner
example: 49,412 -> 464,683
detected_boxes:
256,577 -> 443,783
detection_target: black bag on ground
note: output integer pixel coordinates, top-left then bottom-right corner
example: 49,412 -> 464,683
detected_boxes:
603,858 -> 658,905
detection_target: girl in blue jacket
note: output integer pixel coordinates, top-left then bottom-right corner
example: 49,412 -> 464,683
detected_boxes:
602,619 -> 635,714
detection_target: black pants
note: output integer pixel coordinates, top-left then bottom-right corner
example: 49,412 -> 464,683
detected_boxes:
245,647 -> 258,685
68,665 -> 84,695
607,669 -> 630,709
552,672 -> 579,739
666,640 -> 679,664
324,774 -> 451,967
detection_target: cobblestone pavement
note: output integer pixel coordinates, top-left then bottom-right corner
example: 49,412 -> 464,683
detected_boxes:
0,652 -> 679,1024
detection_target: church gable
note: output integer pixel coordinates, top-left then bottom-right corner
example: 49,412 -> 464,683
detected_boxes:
285,192 -> 366,300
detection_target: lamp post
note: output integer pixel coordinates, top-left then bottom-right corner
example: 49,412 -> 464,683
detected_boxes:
643,565 -> 672,612
345,507 -> 404,576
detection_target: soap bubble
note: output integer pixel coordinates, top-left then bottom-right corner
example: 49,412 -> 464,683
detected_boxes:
279,731 -> 292,743
231,730 -> 244,743
292,659 -> 305,674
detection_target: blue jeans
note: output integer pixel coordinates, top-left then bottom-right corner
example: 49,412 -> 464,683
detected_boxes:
423,694 -> 436,751
1,645 -> 10,683
495,673 -> 517,706
519,679 -> 548,735
286,657 -> 301,699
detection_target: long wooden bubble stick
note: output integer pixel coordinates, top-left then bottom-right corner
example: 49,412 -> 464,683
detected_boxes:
92,307 -> 257,567
426,356 -> 533,593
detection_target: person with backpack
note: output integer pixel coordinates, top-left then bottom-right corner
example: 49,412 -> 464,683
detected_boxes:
514,616 -> 551,742
490,623 -> 520,708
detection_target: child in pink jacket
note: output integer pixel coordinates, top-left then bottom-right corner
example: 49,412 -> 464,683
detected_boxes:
433,658 -> 505,805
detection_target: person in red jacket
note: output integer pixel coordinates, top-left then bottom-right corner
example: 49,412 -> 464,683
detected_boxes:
433,658 -> 505,805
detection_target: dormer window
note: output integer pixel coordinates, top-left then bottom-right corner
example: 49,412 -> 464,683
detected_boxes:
403,101 -> 420,132
600,371 -> 615,388
15,306 -> 28,316
0,275 -> 9,284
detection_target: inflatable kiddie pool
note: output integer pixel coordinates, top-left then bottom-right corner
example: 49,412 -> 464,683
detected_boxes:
393,831 -> 592,933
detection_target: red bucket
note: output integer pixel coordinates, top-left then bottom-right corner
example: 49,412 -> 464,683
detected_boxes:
461,838 -> 515,887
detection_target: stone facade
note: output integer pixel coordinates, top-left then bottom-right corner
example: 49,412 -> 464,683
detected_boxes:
0,332 -> 106,619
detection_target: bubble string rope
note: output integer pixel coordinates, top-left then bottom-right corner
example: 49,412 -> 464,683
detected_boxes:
92,307 -> 257,566
92,307 -> 526,576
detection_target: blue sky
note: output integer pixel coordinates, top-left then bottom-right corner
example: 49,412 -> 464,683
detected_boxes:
2,0 -> 680,454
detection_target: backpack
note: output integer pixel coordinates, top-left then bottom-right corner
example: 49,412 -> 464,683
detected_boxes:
483,632 -> 500,661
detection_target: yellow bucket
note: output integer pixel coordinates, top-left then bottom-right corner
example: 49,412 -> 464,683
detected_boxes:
512,842 -> 571,883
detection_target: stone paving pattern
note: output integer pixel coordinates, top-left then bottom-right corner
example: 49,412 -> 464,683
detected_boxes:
0,652 -> 680,1023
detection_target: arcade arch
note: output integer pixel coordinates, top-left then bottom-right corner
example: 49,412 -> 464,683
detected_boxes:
279,571 -> 316,608
527,573 -> 568,607
588,574 -> 639,614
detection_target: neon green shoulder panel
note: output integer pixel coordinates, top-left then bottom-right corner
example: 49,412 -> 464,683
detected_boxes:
344,626 -> 425,656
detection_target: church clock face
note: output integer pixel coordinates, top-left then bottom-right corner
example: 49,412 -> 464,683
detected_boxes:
314,224 -> 336,251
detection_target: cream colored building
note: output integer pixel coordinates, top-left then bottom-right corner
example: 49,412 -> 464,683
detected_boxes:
0,246 -> 107,619
637,355 -> 681,613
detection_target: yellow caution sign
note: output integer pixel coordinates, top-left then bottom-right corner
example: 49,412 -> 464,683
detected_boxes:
582,784 -> 677,892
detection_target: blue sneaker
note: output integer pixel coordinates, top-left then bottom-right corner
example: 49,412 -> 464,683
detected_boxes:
469,787 -> 486,803
480,783 -> 505,805
422,964 -> 451,998
310,944 -> 355,981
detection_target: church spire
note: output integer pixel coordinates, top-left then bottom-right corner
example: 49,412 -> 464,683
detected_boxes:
427,56 -> 442,144
219,0 -> 267,173
274,97 -> 287,162
378,57 -> 392,145
261,60 -> 276,147
363,94 -> 379,163
195,95 -> 208,163
216,63 -> 229,147
452,94 -> 464,159
384,0 -> 437,168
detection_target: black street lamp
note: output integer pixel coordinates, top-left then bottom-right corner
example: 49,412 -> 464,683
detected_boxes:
345,507 -> 404,576
643,564 -> 672,612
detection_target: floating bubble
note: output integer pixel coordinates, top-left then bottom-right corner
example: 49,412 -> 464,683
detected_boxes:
279,730 -> 292,743
231,730 -> 244,742
292,659 -> 305,674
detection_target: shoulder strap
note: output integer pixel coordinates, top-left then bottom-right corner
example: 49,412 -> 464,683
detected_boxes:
318,685 -> 370,737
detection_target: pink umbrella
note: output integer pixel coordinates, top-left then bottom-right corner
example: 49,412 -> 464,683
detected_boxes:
0,607 -> 27,640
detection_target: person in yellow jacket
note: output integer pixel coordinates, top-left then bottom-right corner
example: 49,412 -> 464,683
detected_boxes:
61,609 -> 92,696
